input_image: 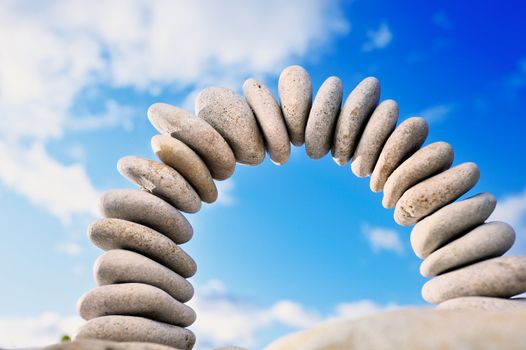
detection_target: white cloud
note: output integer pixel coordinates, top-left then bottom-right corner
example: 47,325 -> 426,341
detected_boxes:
417,103 -> 453,123
56,242 -> 82,256
362,23 -> 392,52
215,179 -> 236,206
490,188 -> 526,254
362,224 -> 404,255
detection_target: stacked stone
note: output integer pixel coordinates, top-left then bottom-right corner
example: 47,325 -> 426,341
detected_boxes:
76,65 -> 526,348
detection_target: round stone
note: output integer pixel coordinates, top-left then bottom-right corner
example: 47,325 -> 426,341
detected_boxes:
195,87 -> 265,165
394,162 -> 480,226
351,99 -> 399,177
382,142 -> 454,208
370,117 -> 428,192
99,189 -> 192,244
420,222 -> 515,277
438,297 -> 526,312
332,77 -> 380,166
94,249 -> 194,303
151,135 -> 217,203
45,339 -> 179,350
278,65 -> 312,146
117,156 -> 201,213
422,256 -> 526,304
88,218 -> 196,278
305,76 -> 343,159
76,315 -> 195,350
411,192 -> 497,258
147,103 -> 235,180
243,78 -> 290,165
78,283 -> 195,327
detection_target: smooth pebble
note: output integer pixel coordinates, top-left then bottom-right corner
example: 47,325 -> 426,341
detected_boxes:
438,297 -> 526,312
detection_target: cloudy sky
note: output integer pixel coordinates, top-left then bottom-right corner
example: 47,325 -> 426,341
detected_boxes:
1,0 -> 525,348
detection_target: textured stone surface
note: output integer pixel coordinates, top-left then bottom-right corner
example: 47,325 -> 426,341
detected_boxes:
45,339 -> 180,350
99,189 -> 192,244
370,117 -> 428,192
382,142 -> 453,208
117,156 -> 201,213
76,315 -> 195,350
420,221 -> 515,277
278,65 -> 312,146
243,78 -> 290,165
351,99 -> 398,177
94,249 -> 194,303
394,162 -> 480,226
148,103 -> 235,180
305,76 -> 343,159
438,297 -> 526,311
151,135 -> 217,203
332,77 -> 380,166
422,256 -> 526,304
88,218 -> 196,278
411,193 -> 496,258
196,87 -> 265,165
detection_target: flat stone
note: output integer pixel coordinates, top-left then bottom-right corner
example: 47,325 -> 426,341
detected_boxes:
411,193 -> 496,258
76,315 -> 195,350
370,117 -> 428,192
94,249 -> 194,303
45,339 -> 180,350
305,76 -> 343,159
88,218 -> 196,278
438,297 -> 526,312
151,135 -> 217,203
243,78 -> 290,165
420,221 -> 515,277
195,87 -> 265,165
148,103 -> 235,180
99,189 -> 192,244
382,142 -> 453,208
214,348 -> 248,350
422,256 -> 526,304
278,65 -> 312,146
117,156 -> 201,213
78,283 -> 195,327
332,77 -> 380,166
351,99 -> 399,177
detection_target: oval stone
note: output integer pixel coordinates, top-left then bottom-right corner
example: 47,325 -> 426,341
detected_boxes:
76,315 -> 195,350
45,339 -> 178,350
147,103 -> 235,180
94,249 -> 194,303
370,117 -> 428,192
195,87 -> 265,165
305,76 -> 343,159
117,156 -> 201,213
351,99 -> 399,177
88,218 -> 196,278
151,135 -> 217,203
420,221 -> 515,277
332,77 -> 380,166
422,256 -> 526,304
382,142 -> 454,208
411,192 -> 497,258
438,297 -> 526,311
243,78 -> 290,165
278,65 -> 312,146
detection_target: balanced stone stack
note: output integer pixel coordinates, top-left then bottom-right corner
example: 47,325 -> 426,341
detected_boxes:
76,65 -> 526,348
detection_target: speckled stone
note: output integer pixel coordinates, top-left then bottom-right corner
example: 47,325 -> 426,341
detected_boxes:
422,256 -> 526,304
411,193 -> 496,258
370,117 -> 428,193
88,218 -> 196,278
243,78 -> 290,165
305,76 -> 343,159
278,65 -> 312,146
382,142 -> 453,208
195,87 -> 265,165
151,135 -> 217,203
148,103 -> 235,180
214,348 -> 248,350
420,222 -> 515,277
94,249 -> 194,303
332,77 -> 380,166
76,315 -> 195,350
438,297 -> 526,312
99,189 -> 192,244
351,99 -> 399,177
117,156 -> 201,213
394,162 -> 480,226
45,339 -> 179,350
78,283 -> 195,327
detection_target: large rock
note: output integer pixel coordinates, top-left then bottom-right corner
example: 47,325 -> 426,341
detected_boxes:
45,339 -> 180,350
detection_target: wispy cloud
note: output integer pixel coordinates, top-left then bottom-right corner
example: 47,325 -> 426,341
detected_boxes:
362,224 -> 404,255
56,242 -> 82,256
215,179 -> 236,206
417,103 -> 454,123
490,187 -> 526,255
433,11 -> 453,30
362,23 -> 392,52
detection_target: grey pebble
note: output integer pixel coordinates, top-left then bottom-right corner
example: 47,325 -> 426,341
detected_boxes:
45,339 -> 180,350
438,297 -> 526,312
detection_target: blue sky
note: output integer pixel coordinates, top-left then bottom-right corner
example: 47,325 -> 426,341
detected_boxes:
1,0 -> 526,348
